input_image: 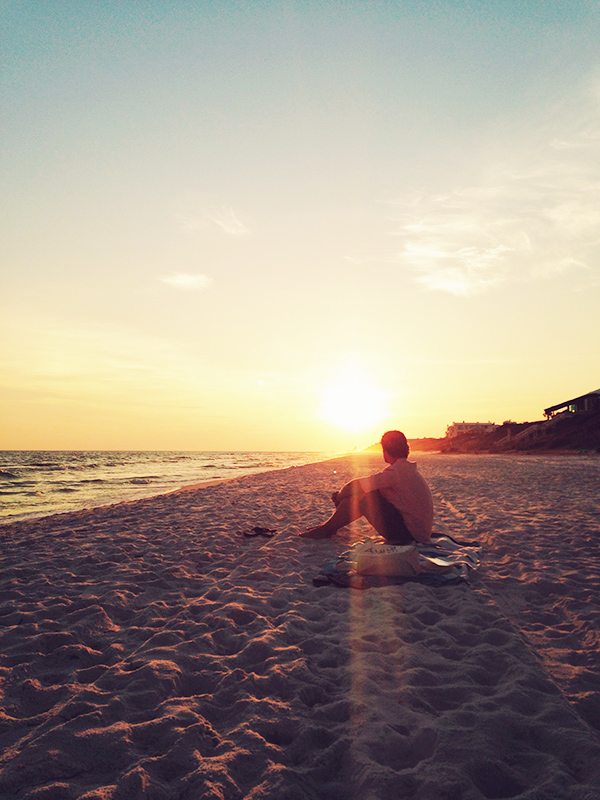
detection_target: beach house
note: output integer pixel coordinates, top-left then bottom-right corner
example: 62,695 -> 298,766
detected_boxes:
445,421 -> 499,438
507,388 -> 600,447
544,389 -> 600,418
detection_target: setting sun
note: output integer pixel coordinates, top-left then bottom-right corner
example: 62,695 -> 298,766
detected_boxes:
319,366 -> 388,433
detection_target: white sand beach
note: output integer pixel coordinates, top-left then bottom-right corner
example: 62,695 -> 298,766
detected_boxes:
1,452 -> 600,800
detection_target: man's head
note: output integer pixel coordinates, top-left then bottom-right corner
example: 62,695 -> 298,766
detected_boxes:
380,430 -> 409,460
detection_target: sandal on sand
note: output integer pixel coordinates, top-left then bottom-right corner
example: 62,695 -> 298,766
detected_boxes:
299,527 -> 332,540
242,526 -> 277,538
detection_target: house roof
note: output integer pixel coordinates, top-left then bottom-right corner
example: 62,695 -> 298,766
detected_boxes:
544,389 -> 600,416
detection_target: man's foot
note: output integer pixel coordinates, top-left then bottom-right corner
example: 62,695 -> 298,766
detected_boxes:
299,525 -> 334,540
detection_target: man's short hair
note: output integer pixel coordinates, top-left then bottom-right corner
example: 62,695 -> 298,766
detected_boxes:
381,430 -> 409,459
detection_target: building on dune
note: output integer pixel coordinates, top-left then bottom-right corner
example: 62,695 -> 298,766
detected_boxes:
544,389 -> 600,419
504,388 -> 600,449
445,421 -> 499,439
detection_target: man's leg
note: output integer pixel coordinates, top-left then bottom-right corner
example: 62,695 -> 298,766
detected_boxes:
300,488 -> 364,539
359,491 -> 414,544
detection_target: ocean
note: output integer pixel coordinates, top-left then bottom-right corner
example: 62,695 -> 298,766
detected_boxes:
0,450 -> 333,524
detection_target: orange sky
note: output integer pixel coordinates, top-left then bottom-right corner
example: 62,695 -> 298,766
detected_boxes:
2,2 -> 599,451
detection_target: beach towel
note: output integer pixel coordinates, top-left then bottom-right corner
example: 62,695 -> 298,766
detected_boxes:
313,533 -> 480,590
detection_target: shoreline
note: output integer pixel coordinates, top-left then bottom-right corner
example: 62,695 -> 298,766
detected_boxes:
0,453 -> 347,527
5,446 -> 596,528
0,475 -> 250,527
4,446 -> 596,528
0,451 -> 334,523
1,453 -> 600,798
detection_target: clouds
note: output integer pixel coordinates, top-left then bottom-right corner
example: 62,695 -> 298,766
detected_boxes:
392,167 -> 599,296
207,207 -> 251,237
390,90 -> 600,296
176,199 -> 251,237
162,197 -> 251,294
159,273 -> 213,290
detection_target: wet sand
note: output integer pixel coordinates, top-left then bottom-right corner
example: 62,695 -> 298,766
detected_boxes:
1,452 -> 599,799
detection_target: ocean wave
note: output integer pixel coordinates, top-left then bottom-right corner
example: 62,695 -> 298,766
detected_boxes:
0,450 -> 332,523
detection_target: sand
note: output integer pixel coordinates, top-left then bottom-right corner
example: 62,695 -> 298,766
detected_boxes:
1,452 -> 599,800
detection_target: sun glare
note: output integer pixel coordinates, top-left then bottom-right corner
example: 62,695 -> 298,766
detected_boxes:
319,367 -> 388,433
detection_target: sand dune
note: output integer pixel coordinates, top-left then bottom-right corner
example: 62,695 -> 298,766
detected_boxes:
1,453 -> 599,799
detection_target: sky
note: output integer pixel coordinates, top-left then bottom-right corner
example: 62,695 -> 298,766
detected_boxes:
2,0 -> 600,452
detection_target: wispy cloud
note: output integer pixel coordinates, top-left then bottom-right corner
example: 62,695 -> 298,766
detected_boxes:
160,273 -> 213,290
389,89 -> 600,296
175,197 -> 251,236
207,206 -> 251,236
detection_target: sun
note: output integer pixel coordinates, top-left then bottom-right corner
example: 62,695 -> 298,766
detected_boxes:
319,366 -> 388,433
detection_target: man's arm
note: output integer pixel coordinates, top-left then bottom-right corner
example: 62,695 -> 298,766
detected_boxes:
336,478 -> 365,501
335,468 -> 395,502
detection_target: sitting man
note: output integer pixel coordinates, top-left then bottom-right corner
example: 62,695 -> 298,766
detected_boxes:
301,430 -> 433,544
